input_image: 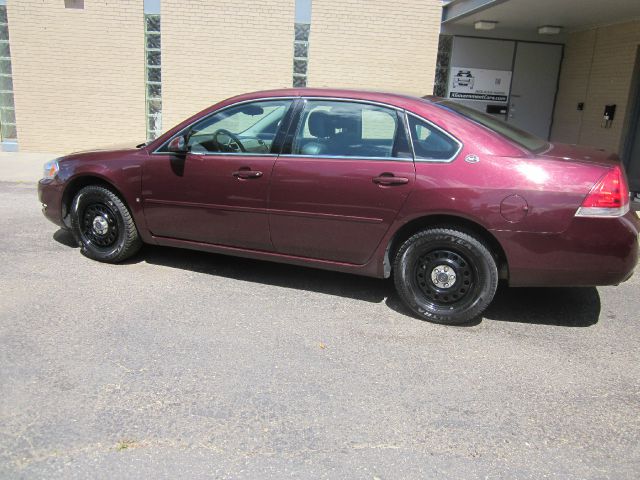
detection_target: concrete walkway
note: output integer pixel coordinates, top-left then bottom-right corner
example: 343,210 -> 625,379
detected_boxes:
0,151 -> 61,183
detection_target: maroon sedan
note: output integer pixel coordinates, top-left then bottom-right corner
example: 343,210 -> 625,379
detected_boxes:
38,89 -> 639,324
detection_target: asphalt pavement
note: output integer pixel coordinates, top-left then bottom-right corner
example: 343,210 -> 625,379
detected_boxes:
1,181 -> 639,479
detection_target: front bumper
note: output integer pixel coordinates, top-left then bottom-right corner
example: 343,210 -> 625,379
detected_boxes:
496,210 -> 640,287
38,178 -> 66,228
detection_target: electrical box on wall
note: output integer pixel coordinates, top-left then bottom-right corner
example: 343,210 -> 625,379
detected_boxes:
486,105 -> 508,115
603,104 -> 616,128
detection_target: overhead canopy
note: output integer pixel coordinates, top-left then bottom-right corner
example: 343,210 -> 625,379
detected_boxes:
442,0 -> 640,40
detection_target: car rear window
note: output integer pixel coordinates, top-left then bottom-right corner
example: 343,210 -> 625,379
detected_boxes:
435,100 -> 549,153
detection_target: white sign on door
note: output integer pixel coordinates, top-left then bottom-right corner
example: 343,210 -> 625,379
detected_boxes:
448,67 -> 512,103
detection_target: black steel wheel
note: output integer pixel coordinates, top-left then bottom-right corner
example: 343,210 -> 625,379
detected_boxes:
80,202 -> 120,248
393,228 -> 498,325
70,185 -> 142,263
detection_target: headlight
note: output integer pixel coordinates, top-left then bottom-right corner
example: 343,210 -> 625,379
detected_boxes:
42,159 -> 60,179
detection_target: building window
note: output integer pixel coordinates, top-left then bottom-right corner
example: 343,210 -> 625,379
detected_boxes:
292,0 -> 311,87
434,35 -> 453,98
64,0 -> 84,9
293,24 -> 310,87
145,12 -> 161,140
0,4 -> 17,146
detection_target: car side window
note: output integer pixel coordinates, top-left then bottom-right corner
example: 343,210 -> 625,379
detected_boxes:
173,99 -> 291,154
292,100 -> 409,158
408,115 -> 460,161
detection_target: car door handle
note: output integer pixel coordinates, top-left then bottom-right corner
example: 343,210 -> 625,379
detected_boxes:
233,169 -> 263,179
372,174 -> 409,186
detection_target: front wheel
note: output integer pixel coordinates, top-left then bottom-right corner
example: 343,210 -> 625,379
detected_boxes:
70,185 -> 142,263
393,228 -> 498,325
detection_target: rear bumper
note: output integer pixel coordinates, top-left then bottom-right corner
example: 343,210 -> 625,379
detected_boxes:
38,178 -> 65,228
496,211 -> 639,287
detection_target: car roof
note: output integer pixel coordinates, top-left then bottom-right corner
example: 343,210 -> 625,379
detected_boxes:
221,88 -> 429,110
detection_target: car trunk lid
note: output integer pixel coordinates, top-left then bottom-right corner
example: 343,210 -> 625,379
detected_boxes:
539,142 -> 621,168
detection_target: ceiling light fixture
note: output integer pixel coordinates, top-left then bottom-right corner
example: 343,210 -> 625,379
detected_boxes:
538,25 -> 563,35
474,20 -> 498,31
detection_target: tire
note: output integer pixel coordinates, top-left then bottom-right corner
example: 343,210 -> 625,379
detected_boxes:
393,228 -> 498,325
70,185 -> 142,263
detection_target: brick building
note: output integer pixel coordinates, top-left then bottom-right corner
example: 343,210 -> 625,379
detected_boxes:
1,0 -> 639,193
0,0 -> 441,153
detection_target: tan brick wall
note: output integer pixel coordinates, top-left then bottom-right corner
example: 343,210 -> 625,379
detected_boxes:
7,0 -> 146,153
306,0 -> 442,96
551,20 -> 640,153
161,0 -> 295,130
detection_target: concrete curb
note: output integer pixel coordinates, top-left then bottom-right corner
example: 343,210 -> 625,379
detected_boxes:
0,152 -> 60,184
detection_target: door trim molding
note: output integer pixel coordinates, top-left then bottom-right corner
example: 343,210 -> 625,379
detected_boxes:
144,198 -> 383,224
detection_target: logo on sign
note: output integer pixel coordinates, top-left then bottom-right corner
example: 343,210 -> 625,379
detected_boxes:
448,67 -> 512,104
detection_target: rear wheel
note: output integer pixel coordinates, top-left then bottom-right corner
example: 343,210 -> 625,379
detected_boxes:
70,185 -> 142,263
393,228 -> 498,325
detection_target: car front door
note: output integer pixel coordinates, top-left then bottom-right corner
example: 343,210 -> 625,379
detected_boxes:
142,98 -> 293,250
268,99 -> 416,264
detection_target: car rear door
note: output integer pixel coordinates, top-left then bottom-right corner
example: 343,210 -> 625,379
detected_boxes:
142,98 -> 293,250
268,98 -> 416,264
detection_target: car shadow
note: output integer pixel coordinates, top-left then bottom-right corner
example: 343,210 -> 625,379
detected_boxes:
385,284 -> 600,327
52,231 -> 602,327
137,244 -> 390,304
53,228 -> 79,248
483,285 -> 601,327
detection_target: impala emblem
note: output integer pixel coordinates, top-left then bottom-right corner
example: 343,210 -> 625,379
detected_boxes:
465,154 -> 480,164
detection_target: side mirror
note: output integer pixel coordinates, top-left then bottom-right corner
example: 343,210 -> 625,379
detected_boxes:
167,135 -> 188,154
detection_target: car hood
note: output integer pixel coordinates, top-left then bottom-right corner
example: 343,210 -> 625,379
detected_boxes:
60,142 -> 144,161
539,142 -> 620,168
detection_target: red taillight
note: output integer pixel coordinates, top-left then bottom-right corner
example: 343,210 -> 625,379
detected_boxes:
576,165 -> 630,217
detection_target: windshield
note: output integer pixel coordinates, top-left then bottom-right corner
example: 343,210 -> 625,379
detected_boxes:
435,100 -> 549,153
